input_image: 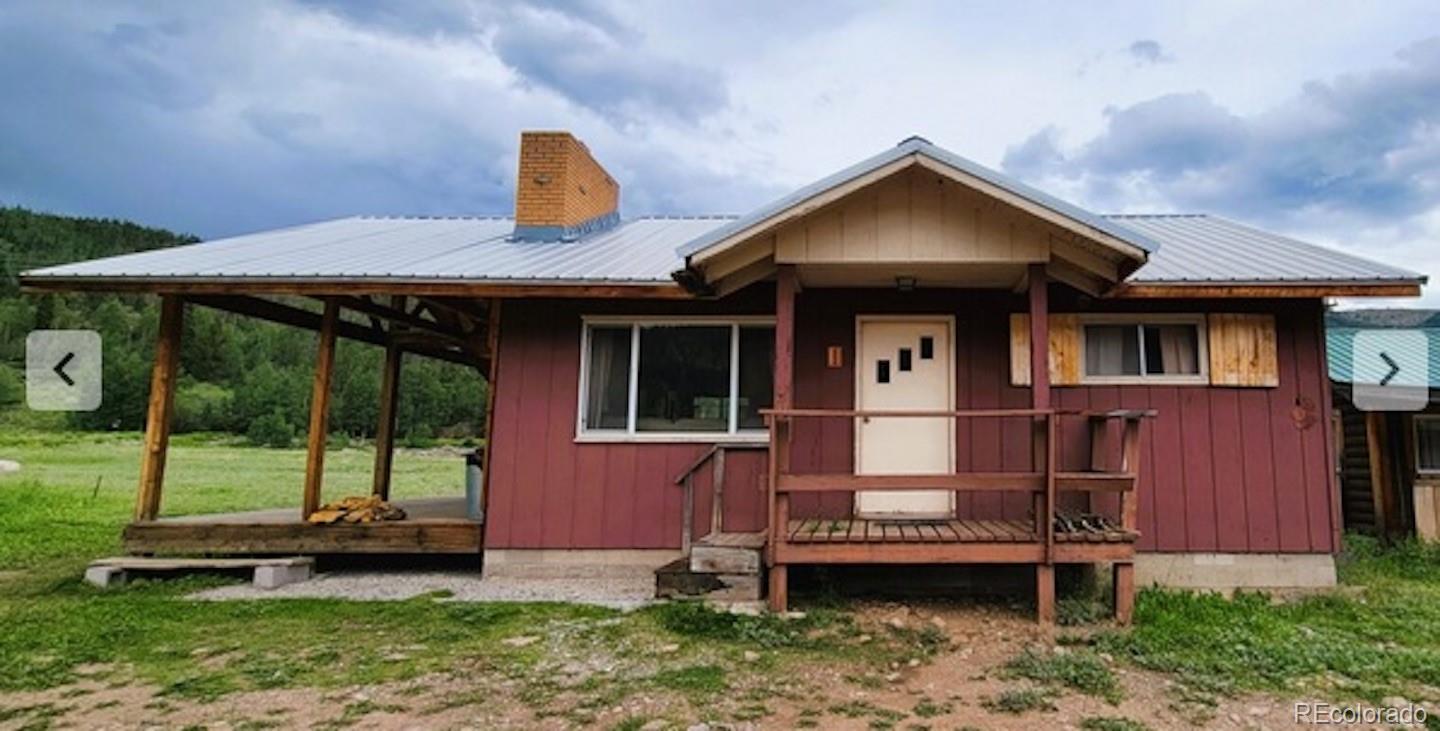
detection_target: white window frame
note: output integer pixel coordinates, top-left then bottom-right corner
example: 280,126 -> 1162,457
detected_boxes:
1416,415 -> 1440,476
1078,313 -> 1210,385
576,315 -> 776,443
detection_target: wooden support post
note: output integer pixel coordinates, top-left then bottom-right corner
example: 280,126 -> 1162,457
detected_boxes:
767,265 -> 797,612
371,343 -> 402,499
1119,417 -> 1142,532
1027,263 -> 1052,559
1036,563 -> 1055,625
681,474 -> 695,557
302,299 -> 340,519
711,446 -> 727,536
134,296 -> 184,522
1364,411 -> 1392,538
1113,562 -> 1135,625
478,299 -> 502,527
769,491 -> 791,613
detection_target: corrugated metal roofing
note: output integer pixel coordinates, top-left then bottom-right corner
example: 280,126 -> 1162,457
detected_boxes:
25,215 -> 734,284
676,136 -> 1160,258
1115,214 -> 1423,284
1327,326 -> 1440,387
24,212 -> 1419,288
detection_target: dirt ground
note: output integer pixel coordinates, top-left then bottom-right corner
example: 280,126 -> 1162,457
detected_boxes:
0,601 -> 1396,730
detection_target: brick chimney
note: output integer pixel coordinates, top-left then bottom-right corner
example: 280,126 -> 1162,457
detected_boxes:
513,131 -> 620,241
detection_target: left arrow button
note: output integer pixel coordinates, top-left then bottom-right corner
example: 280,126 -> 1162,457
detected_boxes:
53,352 -> 77,386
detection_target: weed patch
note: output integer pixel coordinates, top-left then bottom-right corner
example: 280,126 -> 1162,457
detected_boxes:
981,687 -> 1056,714
1003,646 -> 1122,703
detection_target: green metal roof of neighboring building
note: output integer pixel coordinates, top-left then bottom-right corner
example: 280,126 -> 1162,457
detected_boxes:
1327,313 -> 1440,387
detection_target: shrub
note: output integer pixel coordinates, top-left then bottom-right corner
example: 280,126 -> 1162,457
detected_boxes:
246,409 -> 295,448
173,381 -> 237,433
0,363 -> 22,407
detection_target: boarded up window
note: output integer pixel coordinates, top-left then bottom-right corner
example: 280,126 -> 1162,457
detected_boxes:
1206,313 -> 1279,387
1011,313 -> 1276,387
1009,313 -> 1081,386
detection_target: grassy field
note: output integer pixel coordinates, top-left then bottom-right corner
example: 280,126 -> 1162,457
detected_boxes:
1,429 -> 1438,728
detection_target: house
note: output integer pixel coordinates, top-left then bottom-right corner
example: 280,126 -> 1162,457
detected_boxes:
1327,309 -> 1440,541
21,131 -> 1427,622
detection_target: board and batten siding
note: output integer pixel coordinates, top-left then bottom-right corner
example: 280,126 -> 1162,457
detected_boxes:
483,296 -> 772,550
484,289 -> 1338,555
771,167 -> 1049,264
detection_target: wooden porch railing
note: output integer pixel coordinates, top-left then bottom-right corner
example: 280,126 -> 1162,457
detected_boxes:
673,442 -> 768,556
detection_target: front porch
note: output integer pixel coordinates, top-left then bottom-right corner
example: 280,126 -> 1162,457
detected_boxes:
123,497 -> 483,555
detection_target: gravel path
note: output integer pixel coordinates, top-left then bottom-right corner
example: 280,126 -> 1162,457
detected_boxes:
190,570 -> 656,609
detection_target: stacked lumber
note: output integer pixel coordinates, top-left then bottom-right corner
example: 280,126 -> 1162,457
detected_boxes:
307,495 -> 407,524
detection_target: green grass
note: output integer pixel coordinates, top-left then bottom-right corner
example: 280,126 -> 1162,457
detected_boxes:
1096,534 -> 1440,703
1002,646 -> 1123,703
981,687 -> 1056,715
1079,716 -> 1150,731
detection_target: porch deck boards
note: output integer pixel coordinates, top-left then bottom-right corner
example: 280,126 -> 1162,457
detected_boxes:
785,517 -> 1137,544
123,497 -> 482,555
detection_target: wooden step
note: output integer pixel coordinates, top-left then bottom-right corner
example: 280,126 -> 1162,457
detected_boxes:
691,532 -> 764,574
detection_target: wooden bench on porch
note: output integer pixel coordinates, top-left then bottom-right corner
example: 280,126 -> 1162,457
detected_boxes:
762,407 -> 1151,624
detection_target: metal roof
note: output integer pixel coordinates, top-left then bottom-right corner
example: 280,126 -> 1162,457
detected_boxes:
24,215 -> 734,285
1114,214 -> 1424,284
676,136 -> 1160,258
1327,326 -> 1440,387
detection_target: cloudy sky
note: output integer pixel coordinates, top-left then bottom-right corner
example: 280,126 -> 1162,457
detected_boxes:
3,0 -> 1439,305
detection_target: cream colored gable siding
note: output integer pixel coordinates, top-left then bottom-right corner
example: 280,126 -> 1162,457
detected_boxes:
774,168 -> 1048,265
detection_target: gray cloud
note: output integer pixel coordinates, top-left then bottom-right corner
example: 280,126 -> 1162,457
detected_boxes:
1126,39 -> 1173,65
1003,37 -> 1440,225
0,0 -> 768,238
489,5 -> 726,125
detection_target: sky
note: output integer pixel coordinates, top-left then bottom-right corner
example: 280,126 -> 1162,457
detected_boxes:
2,0 -> 1439,307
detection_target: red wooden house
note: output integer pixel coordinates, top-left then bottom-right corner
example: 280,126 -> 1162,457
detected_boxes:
23,131 -> 1426,621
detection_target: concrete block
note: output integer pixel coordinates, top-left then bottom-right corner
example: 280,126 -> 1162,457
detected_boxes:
85,565 -> 127,588
253,563 -> 314,590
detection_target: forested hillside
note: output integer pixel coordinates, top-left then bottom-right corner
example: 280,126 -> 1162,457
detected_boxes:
0,207 -> 487,444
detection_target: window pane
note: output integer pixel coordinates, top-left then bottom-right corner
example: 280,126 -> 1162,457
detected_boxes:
1085,325 -> 1140,376
584,326 -> 632,430
636,326 -> 730,432
1143,325 -> 1200,375
738,326 -> 774,430
1419,419 -> 1440,472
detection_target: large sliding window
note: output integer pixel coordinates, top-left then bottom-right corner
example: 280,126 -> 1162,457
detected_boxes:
580,318 -> 774,439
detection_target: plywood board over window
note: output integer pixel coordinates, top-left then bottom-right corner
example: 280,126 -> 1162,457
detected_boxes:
1009,313 -> 1081,386
1010,312 -> 1278,387
1206,313 -> 1279,387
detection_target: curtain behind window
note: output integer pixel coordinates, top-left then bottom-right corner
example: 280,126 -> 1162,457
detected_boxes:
1154,325 -> 1199,375
585,327 -> 631,430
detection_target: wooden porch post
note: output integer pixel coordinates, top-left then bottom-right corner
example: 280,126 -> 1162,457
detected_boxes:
371,342 -> 402,500
303,299 -> 340,519
768,265 -> 798,612
478,299 -> 502,526
134,296 -> 184,522
1027,263 -> 1056,624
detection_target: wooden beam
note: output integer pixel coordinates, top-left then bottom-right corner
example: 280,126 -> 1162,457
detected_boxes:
134,296 -> 184,522
1113,562 -> 1135,625
302,300 -> 340,519
189,295 -> 387,347
478,299 -> 502,529
21,277 -> 692,299
371,343 -> 402,500
1110,282 -> 1422,299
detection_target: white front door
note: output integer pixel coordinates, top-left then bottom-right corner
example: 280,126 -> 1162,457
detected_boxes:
855,317 -> 955,519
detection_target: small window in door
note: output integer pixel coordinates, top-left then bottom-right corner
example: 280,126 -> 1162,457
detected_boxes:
919,336 -> 934,360
898,348 -> 912,372
877,359 -> 891,384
